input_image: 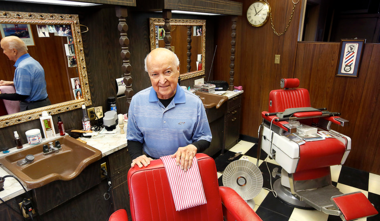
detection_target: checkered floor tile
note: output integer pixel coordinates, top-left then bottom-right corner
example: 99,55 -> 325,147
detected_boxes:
214,141 -> 380,221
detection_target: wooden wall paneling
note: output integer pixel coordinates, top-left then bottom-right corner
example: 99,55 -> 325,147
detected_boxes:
81,6 -> 122,109
348,44 -> 380,173
214,0 -> 303,138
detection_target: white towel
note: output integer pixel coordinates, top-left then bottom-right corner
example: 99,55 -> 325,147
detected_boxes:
160,155 -> 207,211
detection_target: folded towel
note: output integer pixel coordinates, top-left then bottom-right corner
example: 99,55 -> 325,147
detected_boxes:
160,155 -> 207,211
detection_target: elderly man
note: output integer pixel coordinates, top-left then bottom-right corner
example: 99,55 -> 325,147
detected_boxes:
0,36 -> 50,111
127,48 -> 212,171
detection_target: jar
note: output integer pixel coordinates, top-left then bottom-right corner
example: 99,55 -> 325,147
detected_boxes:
25,129 -> 42,145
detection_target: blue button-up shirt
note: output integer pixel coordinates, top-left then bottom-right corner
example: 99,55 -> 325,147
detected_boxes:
127,84 -> 212,159
14,53 -> 48,102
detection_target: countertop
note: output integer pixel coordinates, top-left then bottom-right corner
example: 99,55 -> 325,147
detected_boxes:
0,90 -> 243,204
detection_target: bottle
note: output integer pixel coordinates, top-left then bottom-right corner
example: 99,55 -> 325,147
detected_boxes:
82,104 -> 91,131
107,97 -> 117,112
57,116 -> 65,136
14,131 -> 23,149
197,54 -> 202,71
40,111 -> 56,138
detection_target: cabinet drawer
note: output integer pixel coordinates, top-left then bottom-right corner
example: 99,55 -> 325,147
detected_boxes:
227,95 -> 241,112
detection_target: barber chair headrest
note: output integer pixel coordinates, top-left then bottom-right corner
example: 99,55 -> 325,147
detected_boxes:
280,78 -> 300,89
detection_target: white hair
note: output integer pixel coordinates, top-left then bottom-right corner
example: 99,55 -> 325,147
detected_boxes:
2,36 -> 28,53
144,48 -> 180,72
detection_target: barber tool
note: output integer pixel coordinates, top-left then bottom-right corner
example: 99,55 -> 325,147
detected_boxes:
103,111 -> 118,131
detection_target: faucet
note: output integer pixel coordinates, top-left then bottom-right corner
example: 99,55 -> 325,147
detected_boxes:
43,141 -> 62,155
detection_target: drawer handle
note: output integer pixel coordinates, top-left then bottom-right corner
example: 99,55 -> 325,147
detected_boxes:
232,110 -> 237,114
232,118 -> 237,122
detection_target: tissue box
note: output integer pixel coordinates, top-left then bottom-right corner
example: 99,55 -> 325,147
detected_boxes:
297,125 -> 318,137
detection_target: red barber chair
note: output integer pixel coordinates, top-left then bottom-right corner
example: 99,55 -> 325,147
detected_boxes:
109,153 -> 262,221
259,78 -> 378,221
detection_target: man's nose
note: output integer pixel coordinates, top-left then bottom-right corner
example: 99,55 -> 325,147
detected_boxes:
158,75 -> 167,84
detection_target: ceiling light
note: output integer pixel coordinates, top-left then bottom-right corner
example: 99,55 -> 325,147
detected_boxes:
3,0 -> 101,7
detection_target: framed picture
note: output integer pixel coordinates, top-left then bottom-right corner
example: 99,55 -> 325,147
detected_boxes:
36,25 -> 49,38
193,26 -> 202,36
0,24 -> 34,46
336,39 -> 365,77
71,77 -> 81,90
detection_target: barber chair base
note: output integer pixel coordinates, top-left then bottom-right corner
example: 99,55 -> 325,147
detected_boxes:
273,179 -> 312,208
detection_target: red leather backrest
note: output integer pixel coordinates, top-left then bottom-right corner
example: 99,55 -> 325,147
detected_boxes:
268,88 -> 311,113
128,153 -> 223,221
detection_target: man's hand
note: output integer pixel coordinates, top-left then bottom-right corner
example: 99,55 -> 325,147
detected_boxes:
171,144 -> 197,171
131,155 -> 153,168
0,80 -> 14,86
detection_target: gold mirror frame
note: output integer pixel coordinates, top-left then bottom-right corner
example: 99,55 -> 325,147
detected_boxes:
149,18 -> 206,80
0,11 -> 91,128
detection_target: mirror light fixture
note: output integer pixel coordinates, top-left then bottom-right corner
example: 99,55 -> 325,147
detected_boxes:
3,0 -> 101,7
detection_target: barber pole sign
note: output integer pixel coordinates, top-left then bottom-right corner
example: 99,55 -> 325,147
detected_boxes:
341,43 -> 358,74
337,39 -> 365,78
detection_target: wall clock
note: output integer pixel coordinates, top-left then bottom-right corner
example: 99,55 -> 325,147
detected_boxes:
247,0 -> 271,27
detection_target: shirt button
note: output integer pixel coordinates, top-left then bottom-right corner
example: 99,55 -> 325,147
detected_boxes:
164,121 -> 166,123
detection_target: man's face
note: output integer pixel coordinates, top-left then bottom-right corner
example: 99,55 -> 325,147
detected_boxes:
146,50 -> 179,99
1,41 -> 17,62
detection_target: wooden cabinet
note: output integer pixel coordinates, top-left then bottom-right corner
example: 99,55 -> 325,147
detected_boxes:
107,147 -> 132,221
224,95 -> 242,151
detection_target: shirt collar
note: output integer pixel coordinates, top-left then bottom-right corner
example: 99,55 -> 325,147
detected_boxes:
14,53 -> 31,68
149,84 -> 186,104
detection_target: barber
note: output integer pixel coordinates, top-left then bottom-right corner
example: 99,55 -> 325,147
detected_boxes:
0,36 -> 50,111
127,48 -> 212,171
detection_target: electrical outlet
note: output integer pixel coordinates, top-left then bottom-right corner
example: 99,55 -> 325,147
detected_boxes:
275,54 -> 280,64
19,199 -> 36,219
87,107 -> 96,120
101,162 -> 107,179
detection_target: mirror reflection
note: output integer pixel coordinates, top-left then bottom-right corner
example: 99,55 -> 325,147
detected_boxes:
0,11 -> 91,128
149,18 -> 206,80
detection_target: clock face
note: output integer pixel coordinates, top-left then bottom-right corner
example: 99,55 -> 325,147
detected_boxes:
247,1 -> 270,27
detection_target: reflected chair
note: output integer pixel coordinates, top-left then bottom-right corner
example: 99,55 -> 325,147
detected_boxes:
259,78 -> 378,221
109,153 -> 262,221
0,85 -> 20,114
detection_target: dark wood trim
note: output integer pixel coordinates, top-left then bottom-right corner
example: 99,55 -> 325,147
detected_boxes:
163,10 -> 172,50
187,25 -> 192,72
239,134 -> 259,144
116,7 -> 134,108
229,17 -> 237,90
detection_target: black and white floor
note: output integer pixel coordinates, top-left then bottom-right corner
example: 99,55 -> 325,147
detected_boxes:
214,140 -> 380,221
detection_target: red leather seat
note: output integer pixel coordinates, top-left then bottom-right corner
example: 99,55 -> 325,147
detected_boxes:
109,153 -> 262,221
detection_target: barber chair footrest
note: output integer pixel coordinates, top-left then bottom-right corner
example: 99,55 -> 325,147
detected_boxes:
331,192 -> 378,221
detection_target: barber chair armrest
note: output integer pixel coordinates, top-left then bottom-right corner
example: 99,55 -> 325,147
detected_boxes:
324,116 -> 349,127
262,111 -> 290,132
219,186 -> 262,221
109,209 -> 128,221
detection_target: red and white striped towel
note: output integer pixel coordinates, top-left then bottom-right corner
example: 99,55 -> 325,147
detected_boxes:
160,155 -> 207,211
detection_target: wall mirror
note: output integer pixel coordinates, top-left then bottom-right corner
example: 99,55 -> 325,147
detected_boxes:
149,18 -> 206,80
0,11 -> 91,128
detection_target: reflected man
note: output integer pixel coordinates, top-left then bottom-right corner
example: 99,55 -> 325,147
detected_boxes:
0,36 -> 50,111
127,48 -> 212,171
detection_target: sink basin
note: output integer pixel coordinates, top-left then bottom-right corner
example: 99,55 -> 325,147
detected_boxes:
0,136 -> 102,189
195,91 -> 228,109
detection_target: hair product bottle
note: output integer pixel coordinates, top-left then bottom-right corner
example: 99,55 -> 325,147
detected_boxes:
82,104 -> 91,131
14,131 -> 23,149
40,111 -> 56,138
57,116 -> 65,136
